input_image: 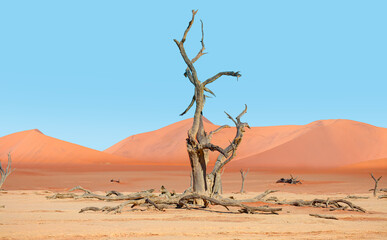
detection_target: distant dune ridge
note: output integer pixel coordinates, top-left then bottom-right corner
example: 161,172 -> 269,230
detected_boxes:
0,129 -> 135,170
1,119 -> 387,172
104,118 -> 387,171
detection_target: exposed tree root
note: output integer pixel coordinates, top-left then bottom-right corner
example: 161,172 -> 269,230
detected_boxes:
309,214 -> 338,220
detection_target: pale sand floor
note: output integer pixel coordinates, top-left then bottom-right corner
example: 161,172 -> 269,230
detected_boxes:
1,188 -> 386,239
1,170 -> 387,239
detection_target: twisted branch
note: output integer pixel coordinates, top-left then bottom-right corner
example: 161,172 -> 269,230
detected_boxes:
203,71 -> 241,86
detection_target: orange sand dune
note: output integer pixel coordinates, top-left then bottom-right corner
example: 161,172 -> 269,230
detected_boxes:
336,158 -> 387,174
0,129 -> 136,171
231,120 -> 387,170
105,119 -> 387,171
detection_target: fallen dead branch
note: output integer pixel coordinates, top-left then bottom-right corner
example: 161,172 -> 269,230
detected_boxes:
46,193 -> 78,199
378,195 -> 387,199
346,195 -> 369,199
309,214 -> 338,220
266,197 -> 366,213
49,186 -> 283,215
179,193 -> 282,214
145,198 -> 165,211
47,186 -> 155,201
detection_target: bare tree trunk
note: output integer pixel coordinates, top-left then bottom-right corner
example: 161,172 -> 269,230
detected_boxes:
174,10 -> 245,199
240,169 -> 249,194
0,152 -> 15,189
370,173 -> 382,197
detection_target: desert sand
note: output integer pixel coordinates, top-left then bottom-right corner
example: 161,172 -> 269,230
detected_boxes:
1,170 -> 387,240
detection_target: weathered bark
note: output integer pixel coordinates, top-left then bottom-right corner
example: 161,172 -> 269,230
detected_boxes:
370,173 -> 382,197
240,169 -> 249,193
174,10 -> 245,197
0,152 -> 15,189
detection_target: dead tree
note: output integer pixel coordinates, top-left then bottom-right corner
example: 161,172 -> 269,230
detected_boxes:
370,173 -> 382,197
174,10 -> 249,198
276,174 -> 302,184
239,169 -> 249,193
0,152 -> 15,189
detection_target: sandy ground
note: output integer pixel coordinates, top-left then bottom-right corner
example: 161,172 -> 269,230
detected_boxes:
1,190 -> 386,239
1,170 -> 387,239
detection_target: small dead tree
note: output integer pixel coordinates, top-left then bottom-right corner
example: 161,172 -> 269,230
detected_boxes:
174,10 -> 249,198
0,152 -> 15,189
239,169 -> 249,193
370,173 -> 382,197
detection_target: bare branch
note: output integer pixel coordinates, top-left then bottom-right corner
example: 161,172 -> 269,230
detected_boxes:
203,71 -> 241,86
202,143 -> 227,157
236,104 -> 247,123
224,111 -> 237,126
174,10 -> 200,86
203,87 -> 216,97
213,143 -> 237,173
208,125 -> 230,139
181,10 -> 198,44
180,95 -> 196,116
191,20 -> 206,64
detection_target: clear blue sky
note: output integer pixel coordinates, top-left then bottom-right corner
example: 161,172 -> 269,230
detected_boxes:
1,1 -> 386,150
